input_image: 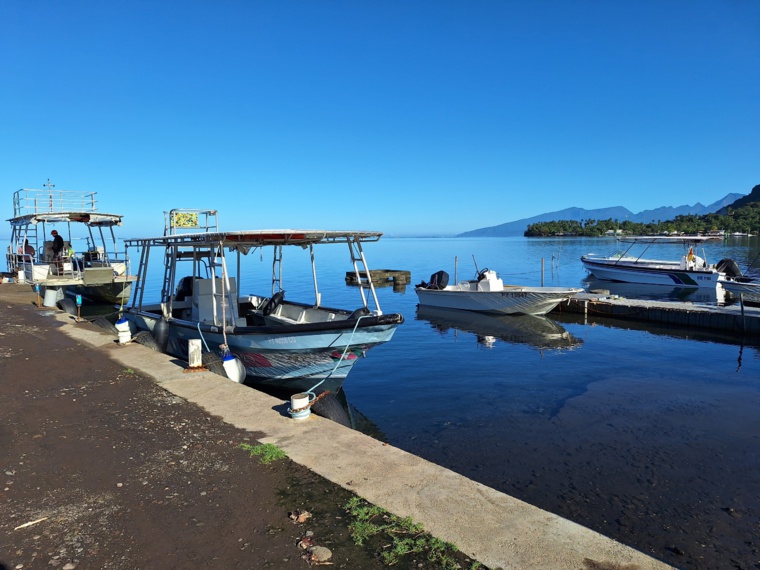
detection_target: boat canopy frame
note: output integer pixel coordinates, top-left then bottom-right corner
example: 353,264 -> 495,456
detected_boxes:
124,227 -> 387,325
6,184 -> 129,276
611,236 -> 720,266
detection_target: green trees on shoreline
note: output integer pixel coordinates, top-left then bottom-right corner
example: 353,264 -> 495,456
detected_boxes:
524,202 -> 760,237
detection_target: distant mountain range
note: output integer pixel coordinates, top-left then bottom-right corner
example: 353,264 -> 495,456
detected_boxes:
718,184 -> 760,213
457,193 -> 746,237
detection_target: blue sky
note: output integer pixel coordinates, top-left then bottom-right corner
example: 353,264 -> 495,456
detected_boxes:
2,1 -> 758,237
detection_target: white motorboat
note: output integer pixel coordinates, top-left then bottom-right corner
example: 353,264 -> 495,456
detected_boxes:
415,268 -> 582,316
6,181 -> 137,306
121,209 -> 404,395
580,236 -> 737,288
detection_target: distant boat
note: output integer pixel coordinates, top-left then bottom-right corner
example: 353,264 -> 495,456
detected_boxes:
414,268 -> 582,316
580,236 -> 737,288
6,182 -> 136,306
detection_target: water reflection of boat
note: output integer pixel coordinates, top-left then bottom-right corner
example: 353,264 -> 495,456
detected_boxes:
582,276 -> 728,305
416,305 -> 582,350
552,310 -> 760,354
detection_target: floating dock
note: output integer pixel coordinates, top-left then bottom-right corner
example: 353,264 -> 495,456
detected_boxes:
554,292 -> 760,335
345,269 -> 411,289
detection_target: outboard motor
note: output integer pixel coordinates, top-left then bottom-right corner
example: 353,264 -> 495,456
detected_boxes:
716,258 -> 743,278
428,270 -> 449,290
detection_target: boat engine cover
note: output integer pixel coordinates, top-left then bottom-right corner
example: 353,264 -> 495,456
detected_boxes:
716,258 -> 743,278
429,270 -> 449,290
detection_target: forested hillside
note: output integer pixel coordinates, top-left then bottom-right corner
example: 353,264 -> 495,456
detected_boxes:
525,185 -> 760,237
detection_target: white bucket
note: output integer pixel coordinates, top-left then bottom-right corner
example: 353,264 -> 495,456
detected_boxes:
43,287 -> 63,308
17,270 -> 25,283
115,318 -> 131,345
289,393 -> 312,420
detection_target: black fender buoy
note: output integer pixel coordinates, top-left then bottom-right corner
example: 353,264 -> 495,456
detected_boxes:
57,298 -> 77,316
201,351 -> 226,377
93,317 -> 119,334
152,318 -> 170,353
132,331 -> 161,351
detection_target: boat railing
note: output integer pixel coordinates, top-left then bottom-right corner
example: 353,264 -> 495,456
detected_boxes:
12,188 -> 98,217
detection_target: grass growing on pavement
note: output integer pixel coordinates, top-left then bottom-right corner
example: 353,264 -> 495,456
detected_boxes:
344,496 -> 483,569
238,443 -> 287,464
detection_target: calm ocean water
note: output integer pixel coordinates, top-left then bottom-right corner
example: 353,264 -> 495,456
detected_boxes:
131,236 -> 760,569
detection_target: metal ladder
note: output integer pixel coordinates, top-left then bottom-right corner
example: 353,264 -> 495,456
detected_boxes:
347,236 -> 382,314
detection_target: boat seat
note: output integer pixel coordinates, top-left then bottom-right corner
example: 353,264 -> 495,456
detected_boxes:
275,303 -> 305,322
192,277 -> 238,324
245,310 -> 267,326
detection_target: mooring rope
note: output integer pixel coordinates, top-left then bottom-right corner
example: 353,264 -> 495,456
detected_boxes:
301,313 -> 369,402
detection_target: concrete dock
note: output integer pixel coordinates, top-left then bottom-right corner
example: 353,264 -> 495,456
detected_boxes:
553,292 -> 760,335
1,285 -> 676,570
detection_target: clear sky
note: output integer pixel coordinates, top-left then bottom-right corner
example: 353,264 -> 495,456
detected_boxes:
2,1 -> 758,237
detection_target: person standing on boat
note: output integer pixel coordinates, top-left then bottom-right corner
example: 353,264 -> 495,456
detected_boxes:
51,230 -> 64,273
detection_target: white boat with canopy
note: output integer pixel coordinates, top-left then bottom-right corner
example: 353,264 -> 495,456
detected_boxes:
121,209 -> 404,395
580,236 -> 740,288
5,180 -> 136,306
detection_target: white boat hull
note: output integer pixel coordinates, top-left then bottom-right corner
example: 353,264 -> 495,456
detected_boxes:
124,305 -> 401,394
719,279 -> 760,303
415,284 -> 582,315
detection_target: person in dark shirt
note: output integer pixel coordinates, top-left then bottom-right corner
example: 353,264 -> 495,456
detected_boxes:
51,230 -> 64,260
